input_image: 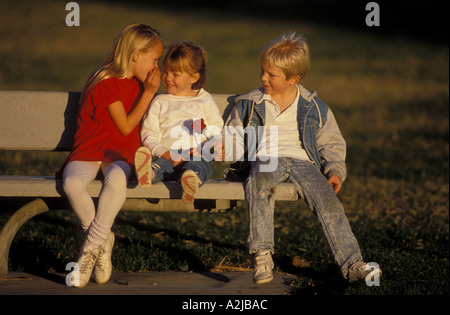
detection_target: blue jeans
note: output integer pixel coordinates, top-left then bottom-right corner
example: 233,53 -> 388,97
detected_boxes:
151,157 -> 214,186
245,157 -> 363,277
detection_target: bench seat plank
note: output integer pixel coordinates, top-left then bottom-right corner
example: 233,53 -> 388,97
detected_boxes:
0,176 -> 299,201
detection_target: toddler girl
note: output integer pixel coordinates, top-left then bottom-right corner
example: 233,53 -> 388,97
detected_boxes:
136,41 -> 223,203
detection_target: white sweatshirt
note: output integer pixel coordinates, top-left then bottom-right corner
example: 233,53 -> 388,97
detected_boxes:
141,89 -> 224,158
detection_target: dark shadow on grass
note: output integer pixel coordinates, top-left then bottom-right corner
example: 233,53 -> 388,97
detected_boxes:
275,255 -> 345,295
112,225 -> 246,272
5,206 -> 81,275
114,213 -> 248,257
8,237 -> 73,288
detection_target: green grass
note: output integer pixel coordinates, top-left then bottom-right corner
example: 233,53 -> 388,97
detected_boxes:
0,0 -> 448,295
2,195 -> 448,295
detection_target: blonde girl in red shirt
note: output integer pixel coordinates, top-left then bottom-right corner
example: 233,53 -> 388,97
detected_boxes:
61,23 -> 164,288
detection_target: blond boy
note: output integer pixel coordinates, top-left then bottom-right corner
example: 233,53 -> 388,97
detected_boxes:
223,33 -> 381,284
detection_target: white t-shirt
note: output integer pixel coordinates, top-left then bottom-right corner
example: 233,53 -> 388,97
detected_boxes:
141,89 -> 224,158
257,87 -> 311,162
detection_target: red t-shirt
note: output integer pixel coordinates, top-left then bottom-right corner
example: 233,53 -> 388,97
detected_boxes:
66,76 -> 142,166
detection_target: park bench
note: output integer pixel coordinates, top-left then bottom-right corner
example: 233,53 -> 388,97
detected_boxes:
0,90 -> 299,277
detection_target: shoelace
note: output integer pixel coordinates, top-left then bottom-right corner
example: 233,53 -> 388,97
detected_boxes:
79,250 -> 98,273
95,247 -> 107,268
349,261 -> 366,272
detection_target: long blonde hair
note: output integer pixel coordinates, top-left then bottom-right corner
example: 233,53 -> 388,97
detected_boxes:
82,23 -> 163,98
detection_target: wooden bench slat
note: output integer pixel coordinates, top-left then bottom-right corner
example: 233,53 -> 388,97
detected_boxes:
0,176 -> 298,201
0,91 -> 80,151
0,91 -> 235,151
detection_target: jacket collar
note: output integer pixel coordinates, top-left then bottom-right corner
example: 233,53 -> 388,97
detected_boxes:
235,84 -> 317,104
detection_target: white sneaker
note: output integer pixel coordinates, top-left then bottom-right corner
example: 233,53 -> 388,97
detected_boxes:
71,240 -> 100,288
181,170 -> 200,203
348,260 -> 382,282
135,146 -> 153,188
94,231 -> 115,284
253,251 -> 274,284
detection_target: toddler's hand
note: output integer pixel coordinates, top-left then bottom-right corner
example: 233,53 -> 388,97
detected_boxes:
161,150 -> 183,167
189,141 -> 224,161
189,147 -> 203,158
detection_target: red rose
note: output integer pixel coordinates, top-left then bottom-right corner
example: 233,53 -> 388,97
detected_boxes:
192,118 -> 206,134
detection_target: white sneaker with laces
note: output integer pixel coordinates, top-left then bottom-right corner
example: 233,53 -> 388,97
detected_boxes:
253,251 -> 274,284
94,231 -> 115,284
71,240 -> 100,288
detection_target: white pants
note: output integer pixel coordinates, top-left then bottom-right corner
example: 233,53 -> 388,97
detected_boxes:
63,160 -> 131,232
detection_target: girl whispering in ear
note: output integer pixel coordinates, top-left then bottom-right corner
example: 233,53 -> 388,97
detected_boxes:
60,23 -> 164,288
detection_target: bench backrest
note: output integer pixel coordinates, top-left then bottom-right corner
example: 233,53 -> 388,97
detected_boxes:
0,91 -> 236,151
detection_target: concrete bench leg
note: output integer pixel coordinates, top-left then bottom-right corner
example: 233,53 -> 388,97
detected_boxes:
0,198 -> 49,278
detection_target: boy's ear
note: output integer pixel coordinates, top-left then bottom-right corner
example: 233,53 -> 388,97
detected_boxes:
291,75 -> 301,85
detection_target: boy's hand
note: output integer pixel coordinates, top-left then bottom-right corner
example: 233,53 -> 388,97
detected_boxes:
328,174 -> 342,194
211,140 -> 225,161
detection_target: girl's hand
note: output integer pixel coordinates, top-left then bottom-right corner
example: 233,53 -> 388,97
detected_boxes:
328,174 -> 342,194
144,66 -> 161,94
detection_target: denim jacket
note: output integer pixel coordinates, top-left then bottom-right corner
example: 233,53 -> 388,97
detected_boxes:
224,85 -> 347,181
